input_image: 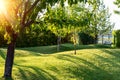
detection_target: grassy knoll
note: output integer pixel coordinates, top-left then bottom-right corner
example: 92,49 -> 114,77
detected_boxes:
0,44 -> 120,80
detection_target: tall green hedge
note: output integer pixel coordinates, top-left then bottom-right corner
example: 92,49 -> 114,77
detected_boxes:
16,30 -> 58,47
78,32 -> 95,45
0,29 -> 70,47
112,30 -> 120,48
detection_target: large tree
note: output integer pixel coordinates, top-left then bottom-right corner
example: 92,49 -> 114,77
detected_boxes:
0,0 -> 86,78
0,0 -> 41,78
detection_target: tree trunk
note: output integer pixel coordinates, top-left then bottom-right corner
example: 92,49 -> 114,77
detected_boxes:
74,44 -> 76,55
102,35 -> 104,44
4,34 -> 17,78
114,35 -> 116,45
57,36 -> 61,51
73,32 -> 77,55
94,34 -> 98,44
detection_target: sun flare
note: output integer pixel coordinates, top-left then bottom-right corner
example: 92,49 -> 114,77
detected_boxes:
0,0 -> 6,13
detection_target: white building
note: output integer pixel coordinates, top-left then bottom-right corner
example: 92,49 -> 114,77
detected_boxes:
98,30 -> 112,44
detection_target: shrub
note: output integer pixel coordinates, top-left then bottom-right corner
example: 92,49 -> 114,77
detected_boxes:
0,32 -> 7,47
0,27 -> 69,47
78,32 -> 95,45
112,30 -> 120,48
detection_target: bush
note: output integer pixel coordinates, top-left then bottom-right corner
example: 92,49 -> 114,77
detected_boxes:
0,27 -> 70,47
16,30 -> 58,47
0,32 -> 7,47
112,30 -> 120,48
78,32 -> 94,45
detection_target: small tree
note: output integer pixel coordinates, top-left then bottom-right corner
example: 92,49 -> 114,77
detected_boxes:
44,5 -> 69,51
66,3 -> 89,54
44,2 -> 89,54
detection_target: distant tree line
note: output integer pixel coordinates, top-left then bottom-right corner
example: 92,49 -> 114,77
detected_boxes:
0,27 -> 96,47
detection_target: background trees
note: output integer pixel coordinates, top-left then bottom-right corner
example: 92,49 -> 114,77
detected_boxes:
82,0 -> 114,44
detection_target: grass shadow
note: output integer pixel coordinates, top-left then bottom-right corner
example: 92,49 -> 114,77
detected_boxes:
0,49 -> 6,60
14,65 -> 57,80
54,54 -> 118,80
0,77 -> 13,80
102,49 -> 120,59
16,44 -> 112,55
6,49 -> 120,80
16,45 -> 57,54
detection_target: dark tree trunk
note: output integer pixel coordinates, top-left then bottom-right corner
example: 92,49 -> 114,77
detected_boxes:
4,33 -> 17,78
94,34 -> 98,44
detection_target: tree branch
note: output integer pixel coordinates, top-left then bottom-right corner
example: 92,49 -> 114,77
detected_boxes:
25,0 -> 40,15
21,0 -> 40,28
24,20 -> 43,28
15,1 -> 24,17
24,20 -> 34,27
21,0 -> 28,25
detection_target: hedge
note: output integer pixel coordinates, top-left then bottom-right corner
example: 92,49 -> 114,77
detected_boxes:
112,30 -> 120,48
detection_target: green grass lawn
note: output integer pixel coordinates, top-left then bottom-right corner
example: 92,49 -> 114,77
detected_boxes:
0,44 -> 120,80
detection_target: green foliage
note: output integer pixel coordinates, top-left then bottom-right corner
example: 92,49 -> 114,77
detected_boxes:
112,30 -> 120,48
0,0 -> 113,47
0,0 -> 87,45
86,0 -> 114,41
114,0 -> 120,8
78,32 -> 95,45
16,26 -> 58,47
0,25 -> 70,47
114,0 -> 120,16
0,31 -> 70,48
70,32 -> 79,45
45,5 -> 69,38
44,2 -> 90,37
0,33 -> 6,47
4,32 -> 11,44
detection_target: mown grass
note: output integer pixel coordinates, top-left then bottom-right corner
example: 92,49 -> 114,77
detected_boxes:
0,44 -> 120,80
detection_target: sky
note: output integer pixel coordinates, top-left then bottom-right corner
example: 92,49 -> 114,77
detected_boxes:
104,0 -> 120,30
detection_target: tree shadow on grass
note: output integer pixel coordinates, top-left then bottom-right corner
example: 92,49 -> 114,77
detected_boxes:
94,50 -> 120,80
54,54 -> 118,80
9,51 -> 120,80
102,49 -> 120,59
17,46 -> 58,54
0,76 -> 13,80
14,65 -> 57,80
0,49 -> 5,60
17,44 -> 112,55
